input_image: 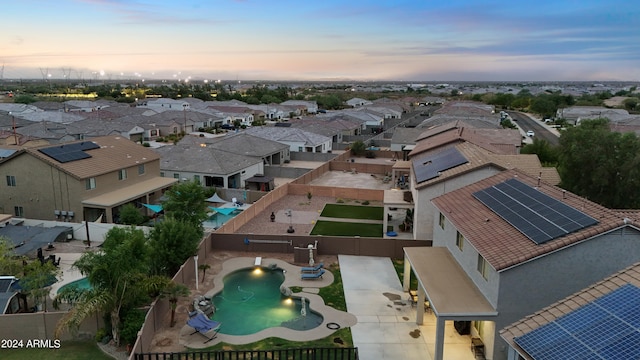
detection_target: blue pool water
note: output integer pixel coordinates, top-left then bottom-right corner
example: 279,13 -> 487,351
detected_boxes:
211,267 -> 323,335
57,277 -> 91,294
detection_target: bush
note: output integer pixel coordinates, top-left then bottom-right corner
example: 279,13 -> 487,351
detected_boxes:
95,328 -> 107,343
120,309 -> 146,346
362,200 -> 370,205
336,198 -> 344,203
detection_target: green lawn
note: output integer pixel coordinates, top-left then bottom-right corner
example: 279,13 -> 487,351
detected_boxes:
2,340 -> 114,360
320,204 -> 383,220
310,220 -> 383,237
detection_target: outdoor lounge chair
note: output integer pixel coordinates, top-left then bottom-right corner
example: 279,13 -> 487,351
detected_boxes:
300,262 -> 324,273
187,312 -> 221,343
301,269 -> 325,280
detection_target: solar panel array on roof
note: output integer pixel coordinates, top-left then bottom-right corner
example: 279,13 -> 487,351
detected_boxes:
514,284 -> 640,360
412,147 -> 468,183
472,178 -> 598,245
38,141 -> 100,163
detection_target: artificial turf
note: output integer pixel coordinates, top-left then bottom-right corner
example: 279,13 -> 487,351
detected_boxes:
319,204 -> 383,220
310,220 -> 383,237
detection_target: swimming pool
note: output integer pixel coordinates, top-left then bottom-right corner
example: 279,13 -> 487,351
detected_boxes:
211,267 -> 323,335
57,277 -> 91,294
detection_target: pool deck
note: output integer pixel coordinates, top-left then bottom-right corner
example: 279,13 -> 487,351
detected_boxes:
179,257 -> 357,348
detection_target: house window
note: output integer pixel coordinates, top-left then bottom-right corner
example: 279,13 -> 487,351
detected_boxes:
456,231 -> 464,251
138,164 -> 145,175
6,175 -> 16,187
477,254 -> 489,280
298,147 -> 303,152
439,213 -> 445,229
86,177 -> 96,190
14,206 -> 24,217
173,173 -> 180,179
118,169 -> 127,180
194,175 -> 200,183
160,172 -> 165,177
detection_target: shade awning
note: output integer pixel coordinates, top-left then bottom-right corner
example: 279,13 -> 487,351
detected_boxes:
142,204 -> 163,213
205,193 -> 227,203
404,247 -> 497,318
208,206 -> 237,216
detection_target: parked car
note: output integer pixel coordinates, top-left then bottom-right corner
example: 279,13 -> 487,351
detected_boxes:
526,130 -> 535,137
221,124 -> 235,130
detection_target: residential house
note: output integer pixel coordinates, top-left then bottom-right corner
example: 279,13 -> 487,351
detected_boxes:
416,101 -> 499,130
287,118 -> 344,144
556,106 -> 631,125
244,126 -> 332,153
403,169 -> 640,360
500,261 -> 640,360
346,97 -> 373,107
280,100 -> 318,114
15,121 -> 83,144
204,133 -> 290,166
0,136 -> 176,223
406,141 -> 560,241
154,137 -> 263,189
408,120 -> 522,158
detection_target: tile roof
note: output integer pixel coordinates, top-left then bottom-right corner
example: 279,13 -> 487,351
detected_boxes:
431,169 -> 626,271
413,143 -> 560,190
499,262 -> 640,359
409,122 -> 520,158
26,135 -> 160,179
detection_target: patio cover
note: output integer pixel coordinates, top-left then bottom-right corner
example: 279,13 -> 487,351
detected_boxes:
142,204 -> 163,213
82,177 -> 177,208
403,247 -> 497,318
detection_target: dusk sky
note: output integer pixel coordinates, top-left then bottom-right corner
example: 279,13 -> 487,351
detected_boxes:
2,0 -> 639,81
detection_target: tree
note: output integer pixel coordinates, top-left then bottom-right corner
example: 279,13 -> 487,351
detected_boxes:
148,218 -> 202,277
55,227 -> 150,345
529,97 -> 557,119
350,140 -> 366,156
0,237 -> 23,275
119,203 -> 145,225
162,180 -> 208,232
623,98 -> 638,112
198,264 -> 211,282
520,138 -> 559,166
21,260 -> 60,311
160,282 -> 190,327
557,118 -> 640,209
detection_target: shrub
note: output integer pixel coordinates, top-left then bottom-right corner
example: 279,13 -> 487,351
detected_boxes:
120,309 -> 146,346
362,200 -> 370,205
336,198 -> 344,203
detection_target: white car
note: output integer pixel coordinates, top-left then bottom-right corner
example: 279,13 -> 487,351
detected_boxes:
526,130 -> 535,137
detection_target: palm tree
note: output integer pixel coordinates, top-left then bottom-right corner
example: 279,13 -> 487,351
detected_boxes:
54,227 -> 149,345
198,264 -> 211,282
161,282 -> 190,327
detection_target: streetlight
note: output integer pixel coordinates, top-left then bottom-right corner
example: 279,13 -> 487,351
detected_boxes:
182,103 -> 188,134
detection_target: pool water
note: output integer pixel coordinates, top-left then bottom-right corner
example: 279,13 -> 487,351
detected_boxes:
57,277 -> 91,294
212,267 -> 323,335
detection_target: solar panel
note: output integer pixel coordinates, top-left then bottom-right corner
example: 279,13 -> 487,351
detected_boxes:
413,147 -> 468,183
514,284 -> 640,360
472,178 -> 598,244
38,141 -> 98,163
